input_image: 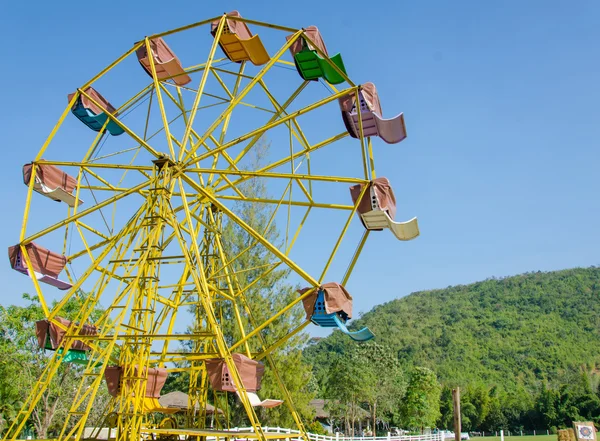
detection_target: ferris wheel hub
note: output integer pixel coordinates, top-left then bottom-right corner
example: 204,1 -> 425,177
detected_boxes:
197,186 -> 217,205
152,155 -> 177,171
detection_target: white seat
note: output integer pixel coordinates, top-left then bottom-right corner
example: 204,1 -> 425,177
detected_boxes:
361,210 -> 419,241
360,186 -> 419,241
236,390 -> 283,408
34,178 -> 82,207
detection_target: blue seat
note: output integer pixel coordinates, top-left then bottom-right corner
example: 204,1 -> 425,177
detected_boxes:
311,290 -> 374,342
71,99 -> 124,136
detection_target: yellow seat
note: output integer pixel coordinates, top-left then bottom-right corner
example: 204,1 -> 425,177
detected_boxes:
241,35 -> 270,65
219,34 -> 270,66
142,397 -> 179,414
220,34 -> 248,62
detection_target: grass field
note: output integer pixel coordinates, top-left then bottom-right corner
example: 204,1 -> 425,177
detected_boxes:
475,435 -> 554,441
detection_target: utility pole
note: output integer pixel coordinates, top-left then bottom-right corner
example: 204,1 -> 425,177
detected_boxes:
453,388 -> 461,441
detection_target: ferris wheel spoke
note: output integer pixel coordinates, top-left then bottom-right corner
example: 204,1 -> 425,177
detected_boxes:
145,38 -> 177,158
341,230 -> 371,286
318,183 -> 368,283
113,84 -> 154,119
217,194 -> 353,210
49,239 -> 139,324
229,287 -> 312,352
81,41 -> 144,92
78,88 -> 162,159
213,131 -> 347,193
209,79 -> 310,188
210,67 -> 237,99
178,16 -> 228,162
258,79 -> 315,152
284,207 -> 312,256
215,62 -> 246,147
255,320 -> 311,361
192,167 -> 367,185
182,30 -> 304,164
23,179 -> 152,244
157,83 -> 244,189
67,203 -> 150,261
73,220 -> 112,241
183,176 -> 315,282
38,161 -> 153,173
212,127 -> 351,194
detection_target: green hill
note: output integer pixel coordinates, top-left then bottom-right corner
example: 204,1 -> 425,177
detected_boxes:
305,267 -> 600,392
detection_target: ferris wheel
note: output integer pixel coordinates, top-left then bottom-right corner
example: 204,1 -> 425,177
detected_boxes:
5,11 -> 419,441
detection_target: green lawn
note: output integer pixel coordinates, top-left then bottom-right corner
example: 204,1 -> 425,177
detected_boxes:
476,435 -> 554,441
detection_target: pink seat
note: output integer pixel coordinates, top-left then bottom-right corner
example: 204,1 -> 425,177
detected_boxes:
339,83 -> 407,144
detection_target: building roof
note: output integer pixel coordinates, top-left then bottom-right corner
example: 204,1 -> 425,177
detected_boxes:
159,391 -> 223,414
310,399 -> 370,419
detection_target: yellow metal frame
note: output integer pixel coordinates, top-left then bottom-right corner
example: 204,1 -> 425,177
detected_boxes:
4,12 -> 401,441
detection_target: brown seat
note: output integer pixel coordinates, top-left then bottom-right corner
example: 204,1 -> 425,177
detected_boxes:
205,353 -> 283,408
8,243 -> 72,290
104,366 -> 178,414
35,316 -> 96,351
136,38 -> 191,86
23,161 -> 82,207
205,353 -> 264,392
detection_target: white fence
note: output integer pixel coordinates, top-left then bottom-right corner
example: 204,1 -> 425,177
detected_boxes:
84,426 -> 446,441
209,428 -> 445,441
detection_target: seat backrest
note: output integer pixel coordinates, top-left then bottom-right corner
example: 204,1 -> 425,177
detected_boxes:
369,185 -> 380,210
221,365 -> 234,389
313,290 -> 327,316
14,249 -> 24,269
350,92 -> 371,114
313,290 -> 349,322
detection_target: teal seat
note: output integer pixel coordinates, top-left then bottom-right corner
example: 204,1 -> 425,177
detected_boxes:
311,290 -> 374,342
71,99 -> 124,136
294,49 -> 347,85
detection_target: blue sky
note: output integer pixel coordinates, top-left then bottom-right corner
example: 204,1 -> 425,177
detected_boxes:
0,1 -> 599,337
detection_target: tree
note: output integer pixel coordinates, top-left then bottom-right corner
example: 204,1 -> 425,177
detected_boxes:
437,386 -> 453,430
0,293 -> 108,438
398,367 -> 441,431
0,338 -> 23,435
461,384 -> 491,431
537,382 -> 560,429
481,387 -> 507,432
324,353 -> 368,436
353,342 -> 404,434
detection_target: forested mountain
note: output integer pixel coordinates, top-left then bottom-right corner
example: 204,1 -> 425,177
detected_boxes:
305,267 -> 600,393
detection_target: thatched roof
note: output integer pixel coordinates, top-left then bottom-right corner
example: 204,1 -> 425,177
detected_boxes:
159,391 -> 223,414
311,399 -> 329,419
310,399 -> 369,419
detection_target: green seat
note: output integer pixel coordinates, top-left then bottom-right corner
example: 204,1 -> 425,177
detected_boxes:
293,49 -> 347,85
320,53 -> 347,85
46,341 -> 91,366
58,348 -> 89,365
